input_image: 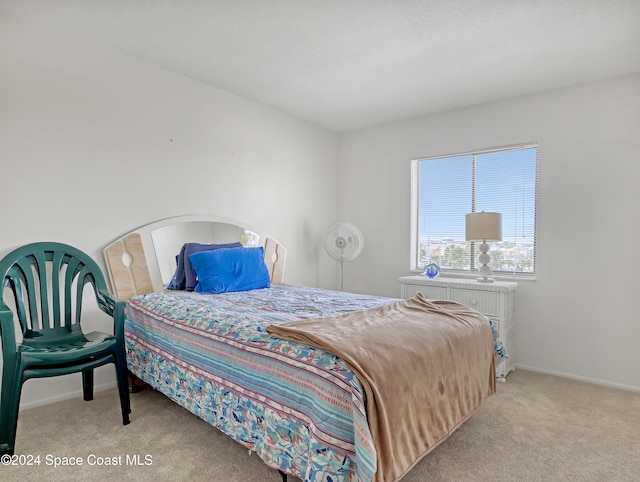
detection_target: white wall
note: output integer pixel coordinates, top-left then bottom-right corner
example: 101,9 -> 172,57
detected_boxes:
0,14 -> 338,408
338,73 -> 640,392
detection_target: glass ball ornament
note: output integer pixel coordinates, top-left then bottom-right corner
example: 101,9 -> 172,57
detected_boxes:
423,262 -> 440,279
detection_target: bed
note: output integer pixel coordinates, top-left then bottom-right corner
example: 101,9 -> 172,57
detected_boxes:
103,216 -> 499,482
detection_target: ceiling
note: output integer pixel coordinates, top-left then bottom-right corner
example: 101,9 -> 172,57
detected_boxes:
2,0 -> 640,132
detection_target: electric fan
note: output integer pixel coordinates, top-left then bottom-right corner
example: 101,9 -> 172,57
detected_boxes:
324,221 -> 364,290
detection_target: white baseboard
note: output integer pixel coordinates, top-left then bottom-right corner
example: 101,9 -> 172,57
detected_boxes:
515,364 -> 640,393
19,381 -> 118,411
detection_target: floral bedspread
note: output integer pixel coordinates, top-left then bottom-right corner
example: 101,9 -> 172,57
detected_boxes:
124,284 -> 505,482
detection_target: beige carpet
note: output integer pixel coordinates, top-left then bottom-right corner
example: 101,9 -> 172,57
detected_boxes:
3,370 -> 639,481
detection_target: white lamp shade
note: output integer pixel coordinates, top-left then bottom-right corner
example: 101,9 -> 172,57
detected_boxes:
465,212 -> 502,242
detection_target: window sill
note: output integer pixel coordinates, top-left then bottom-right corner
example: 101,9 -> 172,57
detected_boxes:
409,269 -> 536,282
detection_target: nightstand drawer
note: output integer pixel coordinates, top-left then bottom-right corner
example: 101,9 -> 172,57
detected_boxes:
450,288 -> 499,316
419,286 -> 447,300
402,284 -> 447,300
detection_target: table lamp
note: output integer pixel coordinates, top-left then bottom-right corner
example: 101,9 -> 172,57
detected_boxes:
465,211 -> 502,283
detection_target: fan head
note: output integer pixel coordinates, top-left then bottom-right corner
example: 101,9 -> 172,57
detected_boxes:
324,222 -> 364,262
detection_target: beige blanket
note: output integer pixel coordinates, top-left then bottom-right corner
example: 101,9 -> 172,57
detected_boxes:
267,292 -> 496,482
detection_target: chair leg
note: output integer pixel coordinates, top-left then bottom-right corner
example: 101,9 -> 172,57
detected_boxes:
82,369 -> 94,401
0,367 -> 23,456
114,352 -> 131,425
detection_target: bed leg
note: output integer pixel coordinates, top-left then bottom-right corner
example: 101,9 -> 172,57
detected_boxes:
277,469 -> 287,482
128,371 -> 143,393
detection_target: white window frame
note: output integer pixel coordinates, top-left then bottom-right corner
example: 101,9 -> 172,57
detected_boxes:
410,143 -> 538,279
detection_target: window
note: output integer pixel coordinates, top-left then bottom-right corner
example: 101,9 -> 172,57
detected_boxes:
410,143 -> 537,277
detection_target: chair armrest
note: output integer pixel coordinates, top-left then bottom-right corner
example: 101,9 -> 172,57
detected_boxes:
96,290 -> 127,342
0,305 -> 17,358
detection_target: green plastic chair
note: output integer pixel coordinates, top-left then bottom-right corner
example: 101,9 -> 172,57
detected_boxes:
0,242 -> 131,455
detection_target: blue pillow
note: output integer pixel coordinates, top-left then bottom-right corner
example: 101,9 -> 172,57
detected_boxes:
167,241 -> 243,291
189,247 -> 271,294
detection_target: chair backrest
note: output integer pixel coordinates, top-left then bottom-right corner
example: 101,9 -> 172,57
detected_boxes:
0,242 -> 108,343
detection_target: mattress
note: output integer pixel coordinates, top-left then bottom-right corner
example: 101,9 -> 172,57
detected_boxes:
124,283 -> 503,481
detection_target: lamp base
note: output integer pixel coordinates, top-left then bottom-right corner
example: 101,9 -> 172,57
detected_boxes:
477,242 -> 494,283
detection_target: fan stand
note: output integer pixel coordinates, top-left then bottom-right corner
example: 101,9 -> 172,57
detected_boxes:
333,236 -> 348,291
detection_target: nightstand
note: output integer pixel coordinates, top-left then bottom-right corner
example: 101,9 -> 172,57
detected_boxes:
399,276 -> 517,380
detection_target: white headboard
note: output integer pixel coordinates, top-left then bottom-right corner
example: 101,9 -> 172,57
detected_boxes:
102,215 -> 287,300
